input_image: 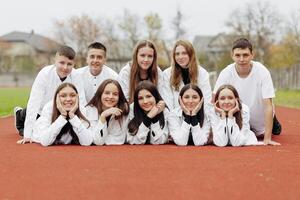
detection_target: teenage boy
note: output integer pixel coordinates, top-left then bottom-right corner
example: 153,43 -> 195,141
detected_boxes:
76,42 -> 118,103
213,38 -> 281,145
15,45 -> 86,144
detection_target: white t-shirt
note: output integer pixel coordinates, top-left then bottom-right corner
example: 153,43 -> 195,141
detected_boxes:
76,65 -> 118,103
213,61 -> 275,135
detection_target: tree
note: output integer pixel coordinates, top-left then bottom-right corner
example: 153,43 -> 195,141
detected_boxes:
171,6 -> 186,40
225,1 -> 282,65
53,14 -> 103,67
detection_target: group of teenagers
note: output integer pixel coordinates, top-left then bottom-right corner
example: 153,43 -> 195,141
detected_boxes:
14,37 -> 282,147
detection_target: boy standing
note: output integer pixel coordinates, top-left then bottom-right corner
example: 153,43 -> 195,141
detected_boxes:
76,42 -> 118,103
213,38 -> 281,145
15,45 -> 86,144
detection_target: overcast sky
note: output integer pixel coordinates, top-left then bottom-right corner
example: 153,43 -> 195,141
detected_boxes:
1,0 -> 300,40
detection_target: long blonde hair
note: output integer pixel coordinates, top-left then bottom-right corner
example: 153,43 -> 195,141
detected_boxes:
129,40 -> 158,103
170,40 -> 198,91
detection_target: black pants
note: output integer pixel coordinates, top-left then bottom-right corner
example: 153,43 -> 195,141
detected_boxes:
15,108 -> 40,136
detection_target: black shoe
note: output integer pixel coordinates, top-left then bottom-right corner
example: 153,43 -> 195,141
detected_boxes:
272,115 -> 282,135
14,107 -> 24,136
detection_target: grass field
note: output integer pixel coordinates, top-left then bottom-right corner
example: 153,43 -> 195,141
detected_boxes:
0,87 -> 299,117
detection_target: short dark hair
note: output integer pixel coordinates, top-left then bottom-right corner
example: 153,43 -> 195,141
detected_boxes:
232,38 -> 253,53
56,45 -> 76,60
88,42 -> 107,53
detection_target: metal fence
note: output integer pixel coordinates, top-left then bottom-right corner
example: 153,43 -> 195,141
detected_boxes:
270,65 -> 300,90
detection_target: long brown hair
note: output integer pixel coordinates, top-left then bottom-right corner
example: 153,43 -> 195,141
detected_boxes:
170,40 -> 199,91
52,83 -> 90,126
214,84 -> 243,130
129,40 -> 158,103
86,79 -> 129,124
128,81 -> 165,135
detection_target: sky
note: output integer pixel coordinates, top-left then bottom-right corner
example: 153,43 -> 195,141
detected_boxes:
1,0 -> 300,40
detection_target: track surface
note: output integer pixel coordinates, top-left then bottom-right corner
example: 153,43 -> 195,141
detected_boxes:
0,106 -> 299,200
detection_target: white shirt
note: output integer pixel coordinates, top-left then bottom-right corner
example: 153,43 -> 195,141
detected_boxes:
208,103 -> 258,147
163,65 -> 212,110
32,102 -> 93,146
213,61 -> 275,135
76,65 -> 118,103
85,105 -> 128,145
24,65 -> 86,139
118,62 -> 166,102
126,104 -> 169,145
168,107 -> 211,146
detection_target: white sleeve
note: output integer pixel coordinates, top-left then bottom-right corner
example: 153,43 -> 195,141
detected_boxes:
36,105 -> 68,146
168,111 -> 191,146
69,115 -> 93,146
212,117 -> 229,147
213,70 -> 229,94
162,69 -> 175,109
199,68 -> 212,104
261,68 -> 275,99
73,71 -> 87,107
117,66 -> 130,101
191,115 -> 211,146
91,119 -> 107,145
126,122 -> 149,145
149,117 -> 169,145
24,70 -> 47,139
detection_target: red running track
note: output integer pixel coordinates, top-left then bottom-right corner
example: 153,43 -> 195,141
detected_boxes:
0,106 -> 299,200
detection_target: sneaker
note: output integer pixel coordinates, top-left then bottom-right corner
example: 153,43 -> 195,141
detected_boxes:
14,106 -> 24,136
272,115 -> 282,135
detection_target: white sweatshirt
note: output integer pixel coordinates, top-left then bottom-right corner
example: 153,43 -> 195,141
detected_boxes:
76,65 -> 118,103
168,107 -> 211,146
208,103 -> 258,147
85,105 -> 128,145
24,65 -> 86,139
126,105 -> 169,145
32,102 -> 93,146
117,63 -> 166,102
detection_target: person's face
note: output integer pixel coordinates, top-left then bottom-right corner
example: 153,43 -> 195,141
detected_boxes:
217,88 -> 236,112
138,89 -> 156,112
175,45 -> 190,68
137,46 -> 154,71
101,83 -> 119,110
55,55 -> 75,78
58,86 -> 77,111
232,48 -> 253,69
181,88 -> 201,112
87,48 -> 106,76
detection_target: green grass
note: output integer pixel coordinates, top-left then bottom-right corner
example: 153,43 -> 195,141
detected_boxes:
0,88 -> 299,117
275,89 -> 300,109
0,87 -> 30,117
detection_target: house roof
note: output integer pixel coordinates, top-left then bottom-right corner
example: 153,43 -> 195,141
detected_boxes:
0,31 -> 60,52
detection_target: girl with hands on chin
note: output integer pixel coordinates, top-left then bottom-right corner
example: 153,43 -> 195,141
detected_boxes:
31,83 -> 93,146
85,79 -> 129,145
210,84 -> 258,147
127,81 -> 169,145
168,84 -> 211,146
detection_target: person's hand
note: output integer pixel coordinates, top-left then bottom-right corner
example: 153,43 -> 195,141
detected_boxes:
56,95 -> 67,117
214,100 -> 226,119
68,96 -> 78,119
156,100 -> 165,114
263,138 -> 281,145
100,107 -> 122,123
228,99 -> 240,119
191,98 -> 204,116
179,97 -> 190,116
147,105 -> 159,118
17,137 -> 33,144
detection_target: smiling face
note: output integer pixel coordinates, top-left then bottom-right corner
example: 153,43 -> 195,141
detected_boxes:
181,88 -> 201,112
58,86 -> 77,111
101,83 -> 119,110
137,46 -> 154,72
86,48 -> 106,76
217,88 -> 236,112
138,89 -> 156,112
55,55 -> 75,79
175,45 -> 190,68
